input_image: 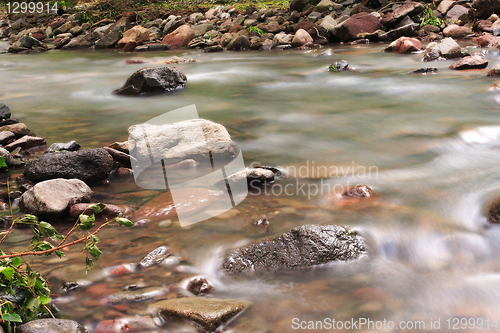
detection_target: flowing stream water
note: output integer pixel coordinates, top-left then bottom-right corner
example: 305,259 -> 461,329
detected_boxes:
2,40 -> 500,332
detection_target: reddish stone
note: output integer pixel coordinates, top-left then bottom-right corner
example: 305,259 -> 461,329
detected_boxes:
389,37 -> 424,53
443,24 -> 473,39
228,24 -> 243,33
161,25 -> 195,48
86,283 -> 119,298
49,19 -> 65,29
109,264 -> 134,276
449,55 -> 488,70
123,40 -> 137,52
31,33 -> 44,41
338,12 -> 382,41
123,11 -> 137,22
475,33 -> 500,48
381,2 -> 424,28
294,21 -> 314,32
125,59 -> 151,65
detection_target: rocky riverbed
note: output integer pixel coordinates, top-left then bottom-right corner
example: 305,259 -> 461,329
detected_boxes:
2,0 -> 500,332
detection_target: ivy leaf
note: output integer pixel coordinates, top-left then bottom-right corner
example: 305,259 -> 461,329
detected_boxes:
79,214 -> 95,231
115,217 -> 134,227
89,203 -> 106,214
2,313 -> 22,322
0,156 -> 7,169
11,257 -> 21,268
2,267 -> 14,280
85,257 -> 94,271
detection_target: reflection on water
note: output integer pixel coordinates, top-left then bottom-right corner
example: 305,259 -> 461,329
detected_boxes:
2,40 -> 500,331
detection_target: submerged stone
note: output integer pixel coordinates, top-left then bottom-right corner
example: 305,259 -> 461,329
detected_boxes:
222,224 -> 365,273
150,297 -> 251,332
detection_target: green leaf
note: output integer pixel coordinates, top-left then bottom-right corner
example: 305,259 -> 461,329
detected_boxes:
39,222 -> 63,242
21,214 -> 38,225
0,156 -> 7,169
2,313 -> 22,322
32,241 -> 55,253
37,295 -> 51,305
85,257 -> 94,271
79,214 -> 95,231
115,217 -> 134,227
11,257 -> 21,268
88,245 -> 102,260
89,203 -> 106,214
2,267 -> 14,280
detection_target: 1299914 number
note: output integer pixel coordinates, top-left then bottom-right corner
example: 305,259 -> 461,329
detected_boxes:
6,2 -> 57,14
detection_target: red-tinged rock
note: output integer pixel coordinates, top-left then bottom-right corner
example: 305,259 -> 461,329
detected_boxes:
49,19 -> 65,29
474,20 -> 493,32
228,24 -> 243,33
472,0 -> 500,20
95,319 -> 131,333
449,55 -> 488,70
125,58 -> 152,65
95,317 -> 156,333
117,25 -> 149,48
338,12 -> 382,41
31,32 -> 45,41
123,40 -> 137,52
86,283 -> 120,298
133,188 -> 218,222
4,136 -> 46,152
160,25 -> 195,49
109,264 -> 136,276
386,36 -> 423,53
475,33 -> 500,47
294,21 -> 314,32
69,202 -> 130,219
495,82 -> 500,90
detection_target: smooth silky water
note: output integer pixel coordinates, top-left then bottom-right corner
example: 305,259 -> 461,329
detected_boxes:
2,40 -> 500,332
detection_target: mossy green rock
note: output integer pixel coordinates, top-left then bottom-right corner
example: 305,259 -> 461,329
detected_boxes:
151,297 -> 251,332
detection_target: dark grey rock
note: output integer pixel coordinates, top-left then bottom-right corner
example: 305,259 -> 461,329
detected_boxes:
222,224 -> 365,273
113,67 -> 187,96
46,141 -> 81,153
24,148 -> 114,184
0,131 -> 15,145
151,297 -> 251,333
226,36 -> 251,50
16,319 -> 87,333
0,103 -> 11,120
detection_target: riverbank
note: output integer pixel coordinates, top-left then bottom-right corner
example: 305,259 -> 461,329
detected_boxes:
0,0 -> 499,54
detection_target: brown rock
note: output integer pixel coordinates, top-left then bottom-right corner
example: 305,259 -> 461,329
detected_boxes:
0,123 -> 35,138
446,5 -> 470,23
161,25 -> 195,49
228,24 -> 243,33
386,36 -> 423,53
133,188 -> 218,222
290,0 -> 306,12
291,29 -> 313,48
472,0 -> 500,20
487,62 -> 500,76
382,2 -> 425,28
0,131 -> 16,145
443,24 -> 473,39
475,33 -> 500,47
69,202 -> 129,219
187,277 -> 214,295
4,136 -> 46,152
338,13 -> 382,41
449,55 -> 488,70
123,40 -> 137,52
117,25 -> 150,48
294,21 -> 314,32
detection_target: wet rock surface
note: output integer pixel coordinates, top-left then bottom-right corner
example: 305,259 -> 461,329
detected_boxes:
222,224 -> 365,273
107,286 -> 166,304
151,297 -> 251,332
449,55 -> 488,70
16,319 -> 87,333
128,119 -> 237,164
19,179 -> 92,217
187,277 -> 214,295
138,246 -> 170,267
114,66 -> 187,96
24,148 -> 113,184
